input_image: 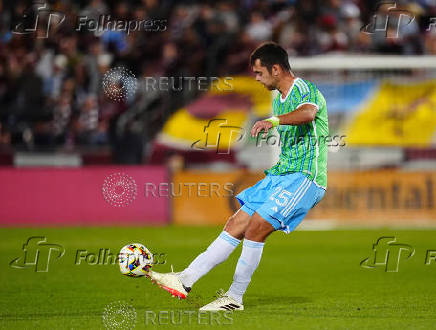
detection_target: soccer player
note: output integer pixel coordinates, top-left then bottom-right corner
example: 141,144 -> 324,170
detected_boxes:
149,42 -> 329,311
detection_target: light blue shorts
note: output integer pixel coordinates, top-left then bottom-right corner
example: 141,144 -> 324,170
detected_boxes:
236,173 -> 325,233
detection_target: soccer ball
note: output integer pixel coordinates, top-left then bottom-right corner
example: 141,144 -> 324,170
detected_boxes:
118,243 -> 153,277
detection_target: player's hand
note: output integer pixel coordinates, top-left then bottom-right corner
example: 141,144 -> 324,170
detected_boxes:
251,120 -> 273,138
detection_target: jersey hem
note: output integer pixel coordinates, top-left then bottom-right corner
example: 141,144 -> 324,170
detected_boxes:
263,170 -> 327,190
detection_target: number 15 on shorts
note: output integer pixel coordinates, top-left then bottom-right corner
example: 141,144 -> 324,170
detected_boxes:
269,187 -> 293,210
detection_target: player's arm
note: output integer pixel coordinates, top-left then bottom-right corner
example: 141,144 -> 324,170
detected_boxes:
250,104 -> 318,137
276,104 -> 318,125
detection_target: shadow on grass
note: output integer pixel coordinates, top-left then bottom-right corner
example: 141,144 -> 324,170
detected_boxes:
247,295 -> 312,306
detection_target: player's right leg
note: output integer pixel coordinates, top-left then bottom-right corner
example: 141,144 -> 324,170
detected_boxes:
148,208 -> 251,299
200,212 -> 275,311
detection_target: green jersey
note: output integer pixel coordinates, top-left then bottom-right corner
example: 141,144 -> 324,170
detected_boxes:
264,77 -> 329,189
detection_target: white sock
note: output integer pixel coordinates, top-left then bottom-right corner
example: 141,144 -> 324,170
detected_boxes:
227,239 -> 264,304
178,231 -> 241,288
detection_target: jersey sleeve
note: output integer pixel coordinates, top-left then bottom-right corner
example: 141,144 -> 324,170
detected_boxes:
294,79 -> 319,110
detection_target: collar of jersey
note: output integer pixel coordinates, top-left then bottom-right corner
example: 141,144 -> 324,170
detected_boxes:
279,77 -> 299,103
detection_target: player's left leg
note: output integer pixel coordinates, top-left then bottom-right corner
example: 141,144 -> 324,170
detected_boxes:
199,213 -> 274,311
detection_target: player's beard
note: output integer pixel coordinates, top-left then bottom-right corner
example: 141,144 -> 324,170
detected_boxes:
266,79 -> 278,91
263,82 -> 275,90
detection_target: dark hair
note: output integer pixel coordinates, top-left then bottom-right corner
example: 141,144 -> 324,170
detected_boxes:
250,42 -> 291,73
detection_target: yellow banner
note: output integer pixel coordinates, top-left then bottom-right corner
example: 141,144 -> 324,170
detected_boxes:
346,80 -> 436,146
310,170 -> 436,223
172,170 -> 436,225
161,76 -> 272,151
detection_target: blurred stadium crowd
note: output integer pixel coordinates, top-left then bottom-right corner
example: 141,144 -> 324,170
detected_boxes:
0,0 -> 435,162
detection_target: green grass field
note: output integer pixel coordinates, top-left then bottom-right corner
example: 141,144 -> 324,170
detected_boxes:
1,226 -> 436,329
